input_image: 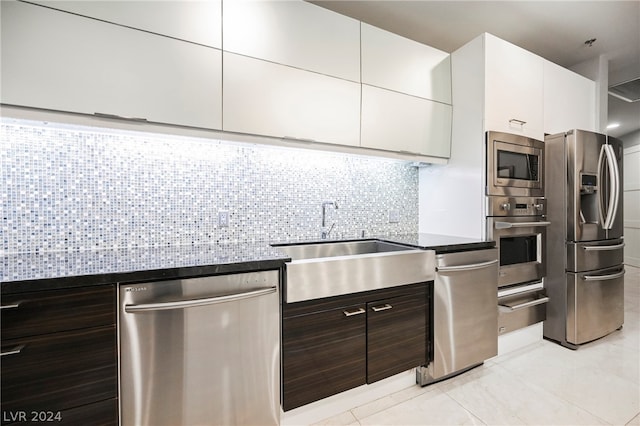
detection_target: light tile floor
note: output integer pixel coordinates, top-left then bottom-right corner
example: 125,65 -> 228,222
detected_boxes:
314,265 -> 640,426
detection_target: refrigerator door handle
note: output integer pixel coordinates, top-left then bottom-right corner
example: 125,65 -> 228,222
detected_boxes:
598,145 -> 618,229
582,242 -> 625,251
605,144 -> 620,230
597,144 -> 607,229
582,270 -> 626,282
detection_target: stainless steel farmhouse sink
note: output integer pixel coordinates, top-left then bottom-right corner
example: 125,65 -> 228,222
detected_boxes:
276,240 -> 412,260
273,240 -> 436,302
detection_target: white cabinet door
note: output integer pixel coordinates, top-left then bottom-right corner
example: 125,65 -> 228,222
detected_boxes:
484,34 -> 544,139
1,1 -> 222,129
223,53 -> 360,146
544,60 -> 596,134
361,85 -> 451,158
361,23 -> 451,104
223,0 -> 360,82
28,0 -> 222,48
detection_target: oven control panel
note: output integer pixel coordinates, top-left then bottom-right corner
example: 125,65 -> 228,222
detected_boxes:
487,197 -> 546,217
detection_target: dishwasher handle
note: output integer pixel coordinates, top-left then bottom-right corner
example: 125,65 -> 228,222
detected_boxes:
125,286 -> 277,313
437,259 -> 498,273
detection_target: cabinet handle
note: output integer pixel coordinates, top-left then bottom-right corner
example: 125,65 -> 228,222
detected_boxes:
343,308 -> 365,317
509,118 -> 527,126
94,112 -> 148,123
371,304 -> 393,312
1,344 -> 25,357
283,136 -> 317,143
0,302 -> 21,310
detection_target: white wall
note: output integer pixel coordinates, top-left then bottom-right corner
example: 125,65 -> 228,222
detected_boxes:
621,130 -> 640,266
570,55 -> 608,133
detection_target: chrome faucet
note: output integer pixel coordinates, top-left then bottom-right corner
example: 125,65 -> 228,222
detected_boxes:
321,201 -> 338,239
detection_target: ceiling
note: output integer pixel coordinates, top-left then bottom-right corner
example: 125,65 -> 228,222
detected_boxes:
310,1 -> 640,139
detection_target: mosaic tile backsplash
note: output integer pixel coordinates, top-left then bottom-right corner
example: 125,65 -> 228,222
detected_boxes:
1,119 -> 419,255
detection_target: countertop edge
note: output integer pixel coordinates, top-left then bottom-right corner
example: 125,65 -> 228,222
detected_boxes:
378,237 -> 495,253
1,258 -> 288,295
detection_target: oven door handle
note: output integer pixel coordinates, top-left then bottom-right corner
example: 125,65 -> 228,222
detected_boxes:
582,243 -> 625,251
494,221 -> 551,229
582,270 -> 625,282
499,296 -> 549,311
437,259 -> 498,272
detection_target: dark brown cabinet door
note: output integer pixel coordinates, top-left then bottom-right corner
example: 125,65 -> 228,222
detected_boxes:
1,286 -> 115,340
1,326 -> 117,421
282,304 -> 366,411
367,289 -> 428,383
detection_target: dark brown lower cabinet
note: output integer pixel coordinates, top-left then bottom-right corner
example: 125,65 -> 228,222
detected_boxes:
1,285 -> 117,426
282,283 -> 430,411
1,286 -> 116,340
282,303 -> 366,411
1,326 -> 117,425
367,291 -> 427,383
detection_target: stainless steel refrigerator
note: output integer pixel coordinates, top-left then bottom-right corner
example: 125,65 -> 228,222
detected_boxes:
544,129 -> 625,349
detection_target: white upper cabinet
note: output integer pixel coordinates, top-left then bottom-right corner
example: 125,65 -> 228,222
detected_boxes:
543,60 -> 596,134
223,0 -> 360,82
361,23 -> 451,104
223,53 -> 360,146
28,0 -> 222,48
361,85 -> 452,158
484,34 -> 544,139
1,1 -> 222,129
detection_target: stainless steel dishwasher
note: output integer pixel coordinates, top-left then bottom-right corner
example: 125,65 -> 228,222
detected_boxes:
417,248 -> 499,385
119,270 -> 280,426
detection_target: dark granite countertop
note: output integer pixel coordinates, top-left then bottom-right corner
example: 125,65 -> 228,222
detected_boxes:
1,234 -> 493,294
1,242 -> 290,294
379,233 -> 495,253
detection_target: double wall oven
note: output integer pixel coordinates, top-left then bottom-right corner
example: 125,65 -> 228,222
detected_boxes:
486,132 -> 549,334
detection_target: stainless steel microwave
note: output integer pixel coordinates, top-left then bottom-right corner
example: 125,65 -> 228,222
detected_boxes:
486,131 -> 544,197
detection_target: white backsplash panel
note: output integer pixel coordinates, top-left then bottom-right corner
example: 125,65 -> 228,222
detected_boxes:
1,119 -> 418,254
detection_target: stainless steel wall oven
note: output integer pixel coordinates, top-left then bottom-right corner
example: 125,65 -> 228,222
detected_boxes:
486,196 -> 549,288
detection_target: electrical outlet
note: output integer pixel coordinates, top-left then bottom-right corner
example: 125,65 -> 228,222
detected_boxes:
388,209 -> 400,223
218,210 -> 229,227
